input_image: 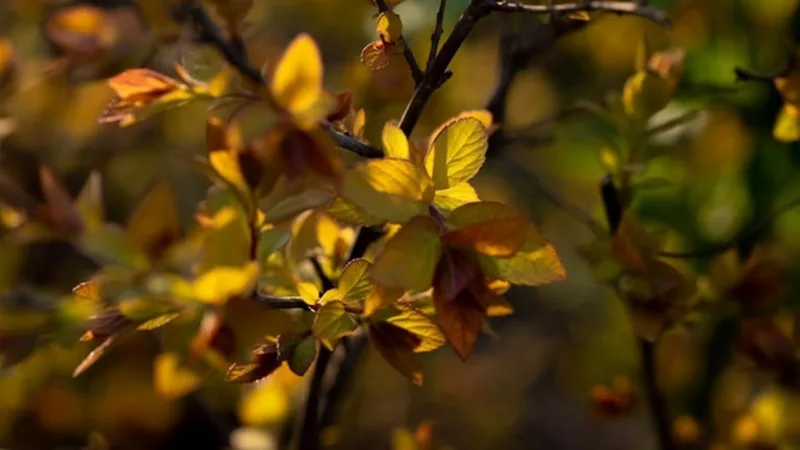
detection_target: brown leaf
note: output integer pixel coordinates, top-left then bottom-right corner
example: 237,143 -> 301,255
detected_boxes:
38,166 -> 84,236
327,92 -> 353,122
189,310 -> 236,362
432,249 -> 487,360
729,260 -> 787,307
610,213 -> 651,275
369,321 -> 423,385
226,341 -> 281,383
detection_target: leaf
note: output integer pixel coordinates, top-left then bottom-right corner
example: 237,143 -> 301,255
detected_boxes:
260,176 -> 336,223
312,301 -> 358,349
386,305 -> 446,352
341,158 -> 434,224
371,215 -> 442,291
73,279 -> 101,303
426,110 -> 494,149
277,334 -> 317,376
376,11 -> 403,44
73,334 -> 117,377
256,227 -> 291,262
208,150 -> 250,195
369,321 -> 423,385
126,181 -> 181,258
75,171 -> 104,233
610,213 -> 652,275
432,183 -> 480,214
442,201 -> 528,257
226,342 -> 281,383
38,166 -> 84,236
107,69 -> 182,102
365,284 -> 405,316
622,71 -> 672,120
382,121 -> 410,160
326,196 -> 384,227
154,352 -> 201,399
774,103 -> 800,143
137,312 -> 181,331
360,41 -> 392,71
198,206 -> 251,271
432,276 -> 486,361
270,33 -> 325,127
45,5 -> 116,56
193,262 -> 260,305
425,117 -> 488,190
331,259 -> 373,304
478,224 -> 566,287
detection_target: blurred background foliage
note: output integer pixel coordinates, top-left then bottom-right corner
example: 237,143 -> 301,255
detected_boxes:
1,0 -> 800,449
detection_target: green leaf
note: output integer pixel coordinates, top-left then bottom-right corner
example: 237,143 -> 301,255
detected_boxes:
371,215 -> 442,291
312,301 -> 358,349
257,227 -> 291,263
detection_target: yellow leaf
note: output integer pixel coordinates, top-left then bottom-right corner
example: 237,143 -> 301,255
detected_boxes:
376,11 -> 403,44
312,301 -> 358,349
364,284 -> 405,316
126,181 -> 180,257
353,108 -> 367,139
425,117 -> 488,190
270,33 -> 325,127
425,110 -> 493,150
479,225 -> 565,286
45,5 -> 117,56
154,352 -> 201,399
622,71 -> 672,120
371,215 -> 442,291
382,121 -> 410,160
297,282 -> 320,305
484,295 -> 514,317
386,305 -> 446,352
442,201 -> 528,257
73,279 -> 101,303
774,103 -> 800,143
238,375 -> 290,425
776,72 -> 800,105
333,259 -> 373,304
342,158 -> 434,224
326,197 -> 384,227
137,312 -> 181,331
432,183 -> 480,214
209,150 -> 250,195
198,206 -> 251,271
193,262 -> 260,305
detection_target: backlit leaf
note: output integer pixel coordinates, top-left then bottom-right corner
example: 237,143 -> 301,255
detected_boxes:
73,279 -> 101,303
376,11 -> 403,44
432,279 -> 485,361
432,183 -> 480,214
333,259 -> 373,304
326,197 -> 384,227
369,321 -> 423,385
193,262 -> 260,305
386,305 -> 446,352
341,158 -> 434,224
443,201 -> 528,257
425,118 -> 488,190
479,224 -> 566,286
261,176 -> 336,223
154,352 -> 201,399
137,312 -> 181,331
312,301 -> 358,349
209,150 -> 250,195
774,103 -> 800,143
382,121 -> 410,160
271,33 -> 325,127
365,284 -> 405,316
371,215 -> 442,291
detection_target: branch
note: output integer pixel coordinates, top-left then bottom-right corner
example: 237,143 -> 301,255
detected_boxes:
179,1 -> 383,158
254,295 -> 315,311
639,339 -> 677,450
298,346 -> 333,450
733,66 -> 782,84
428,0 -> 448,70
399,0 -> 490,134
490,0 -> 671,26
375,0 -> 424,85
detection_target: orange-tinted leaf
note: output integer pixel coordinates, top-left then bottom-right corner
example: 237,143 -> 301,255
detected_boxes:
369,321 -> 423,385
443,201 -> 528,257
45,5 -> 117,56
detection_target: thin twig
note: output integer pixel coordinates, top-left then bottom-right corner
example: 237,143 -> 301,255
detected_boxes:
489,0 -> 671,26
254,295 -> 315,311
375,0 -> 425,85
178,1 -> 383,158
428,0 -> 448,70
298,346 -> 333,450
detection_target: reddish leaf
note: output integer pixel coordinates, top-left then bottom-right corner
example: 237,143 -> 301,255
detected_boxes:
369,321 -> 424,385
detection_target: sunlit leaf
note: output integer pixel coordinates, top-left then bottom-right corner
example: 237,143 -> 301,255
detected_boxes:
326,197 -> 384,227
382,121 -> 410,160
312,301 -> 358,349
479,224 -> 565,286
443,201 -> 528,257
193,262 -> 260,305
137,312 -> 181,331
386,305 -> 445,352
154,352 -> 201,399
376,11 -> 403,44
371,215 -> 442,291
425,118 -> 488,190
331,258 -> 373,304
364,284 -> 405,316
45,4 -> 117,56
432,183 -> 480,214
341,158 -> 434,224
774,103 -> 800,143
270,33 -> 327,127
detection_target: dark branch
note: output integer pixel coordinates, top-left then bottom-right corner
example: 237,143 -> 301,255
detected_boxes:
734,67 -> 782,84
489,0 -> 671,26
310,257 -> 335,292
254,295 -> 315,311
178,1 -> 383,158
298,346 -> 333,450
319,335 -> 369,431
639,339 -> 677,450
428,0 -> 448,70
